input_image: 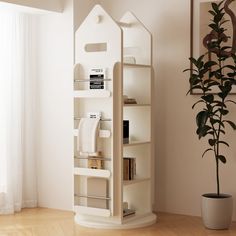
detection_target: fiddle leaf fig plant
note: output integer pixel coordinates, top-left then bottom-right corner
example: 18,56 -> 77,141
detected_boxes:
184,0 -> 236,196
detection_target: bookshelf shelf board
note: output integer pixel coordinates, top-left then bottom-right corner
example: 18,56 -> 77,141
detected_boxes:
123,104 -> 151,107
123,178 -> 150,186
123,141 -> 151,147
74,90 -> 111,98
74,129 -> 111,138
74,167 -> 110,178
123,63 -> 151,68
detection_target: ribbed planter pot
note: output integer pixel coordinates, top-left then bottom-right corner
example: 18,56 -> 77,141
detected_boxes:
202,193 -> 233,230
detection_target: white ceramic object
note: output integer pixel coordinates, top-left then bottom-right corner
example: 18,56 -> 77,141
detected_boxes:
202,193 -> 233,230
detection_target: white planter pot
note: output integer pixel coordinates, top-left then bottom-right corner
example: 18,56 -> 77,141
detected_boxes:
202,193 -> 233,230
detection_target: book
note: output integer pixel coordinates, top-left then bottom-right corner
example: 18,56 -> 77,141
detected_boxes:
123,120 -> 129,144
123,208 -> 135,217
123,157 -> 136,180
89,68 -> 106,90
123,158 -> 130,181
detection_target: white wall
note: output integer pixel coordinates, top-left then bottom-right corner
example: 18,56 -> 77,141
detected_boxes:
0,0 -> 62,12
7,0 -> 236,218
36,0 -> 73,210
73,0 -> 99,33
90,0 -> 236,220
35,0 -> 102,212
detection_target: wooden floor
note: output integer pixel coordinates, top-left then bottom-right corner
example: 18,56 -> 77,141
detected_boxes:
0,208 -> 235,236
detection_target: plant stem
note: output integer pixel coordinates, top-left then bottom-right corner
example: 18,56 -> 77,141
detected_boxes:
216,157 -> 220,195
215,31 -> 223,196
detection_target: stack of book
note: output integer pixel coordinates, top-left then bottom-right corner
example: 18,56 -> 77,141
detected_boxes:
123,157 -> 136,181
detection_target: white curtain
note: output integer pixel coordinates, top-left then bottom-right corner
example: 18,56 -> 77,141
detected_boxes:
0,11 -> 37,214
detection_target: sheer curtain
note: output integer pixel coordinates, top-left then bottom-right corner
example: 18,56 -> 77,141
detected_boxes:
0,11 -> 37,214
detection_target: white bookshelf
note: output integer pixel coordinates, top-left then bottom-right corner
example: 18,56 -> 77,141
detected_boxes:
73,4 -> 156,229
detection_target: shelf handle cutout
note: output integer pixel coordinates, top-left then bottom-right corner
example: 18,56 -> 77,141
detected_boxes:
85,42 -> 107,52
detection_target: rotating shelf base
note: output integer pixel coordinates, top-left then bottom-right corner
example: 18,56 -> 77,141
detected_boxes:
74,213 -> 157,229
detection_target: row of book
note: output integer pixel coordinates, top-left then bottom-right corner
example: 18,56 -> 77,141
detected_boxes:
123,157 -> 136,181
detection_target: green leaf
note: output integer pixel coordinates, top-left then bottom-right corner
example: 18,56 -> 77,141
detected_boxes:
189,57 -> 198,67
208,10 -> 216,16
211,118 -> 225,128
208,139 -> 217,146
225,100 -> 236,105
215,129 -> 226,135
220,19 -> 230,26
201,94 -> 214,103
192,100 -> 205,109
214,12 -> 224,23
196,111 -> 208,128
190,55 -> 205,69
220,109 -> 229,116
207,81 -> 220,88
217,141 -> 229,147
186,85 -> 203,95
218,91 -> 229,100
223,120 -> 236,130
209,23 -> 219,32
197,54 -> 205,65
212,101 -> 226,108
217,155 -> 226,164
198,125 -> 212,138
190,75 -> 201,86
218,0 -> 224,7
212,2 -> 219,13
204,61 -> 217,69
202,148 -> 214,158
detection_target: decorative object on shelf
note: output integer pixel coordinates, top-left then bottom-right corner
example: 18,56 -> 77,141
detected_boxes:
123,201 -> 135,217
184,0 -> 236,229
123,95 -> 137,104
124,98 -> 137,104
88,152 -> 104,169
123,55 -> 136,64
123,208 -> 135,217
190,0 -> 236,94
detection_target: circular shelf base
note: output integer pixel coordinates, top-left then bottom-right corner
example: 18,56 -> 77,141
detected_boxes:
75,213 -> 157,229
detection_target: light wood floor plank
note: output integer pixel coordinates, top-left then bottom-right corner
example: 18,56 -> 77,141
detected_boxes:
0,208 -> 235,236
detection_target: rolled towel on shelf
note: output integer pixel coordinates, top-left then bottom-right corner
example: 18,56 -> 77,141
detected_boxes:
77,118 -> 100,155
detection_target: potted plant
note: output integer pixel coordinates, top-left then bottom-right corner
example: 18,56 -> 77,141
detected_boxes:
184,0 -> 236,229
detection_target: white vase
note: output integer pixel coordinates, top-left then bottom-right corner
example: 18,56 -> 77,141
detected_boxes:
202,193 -> 233,230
